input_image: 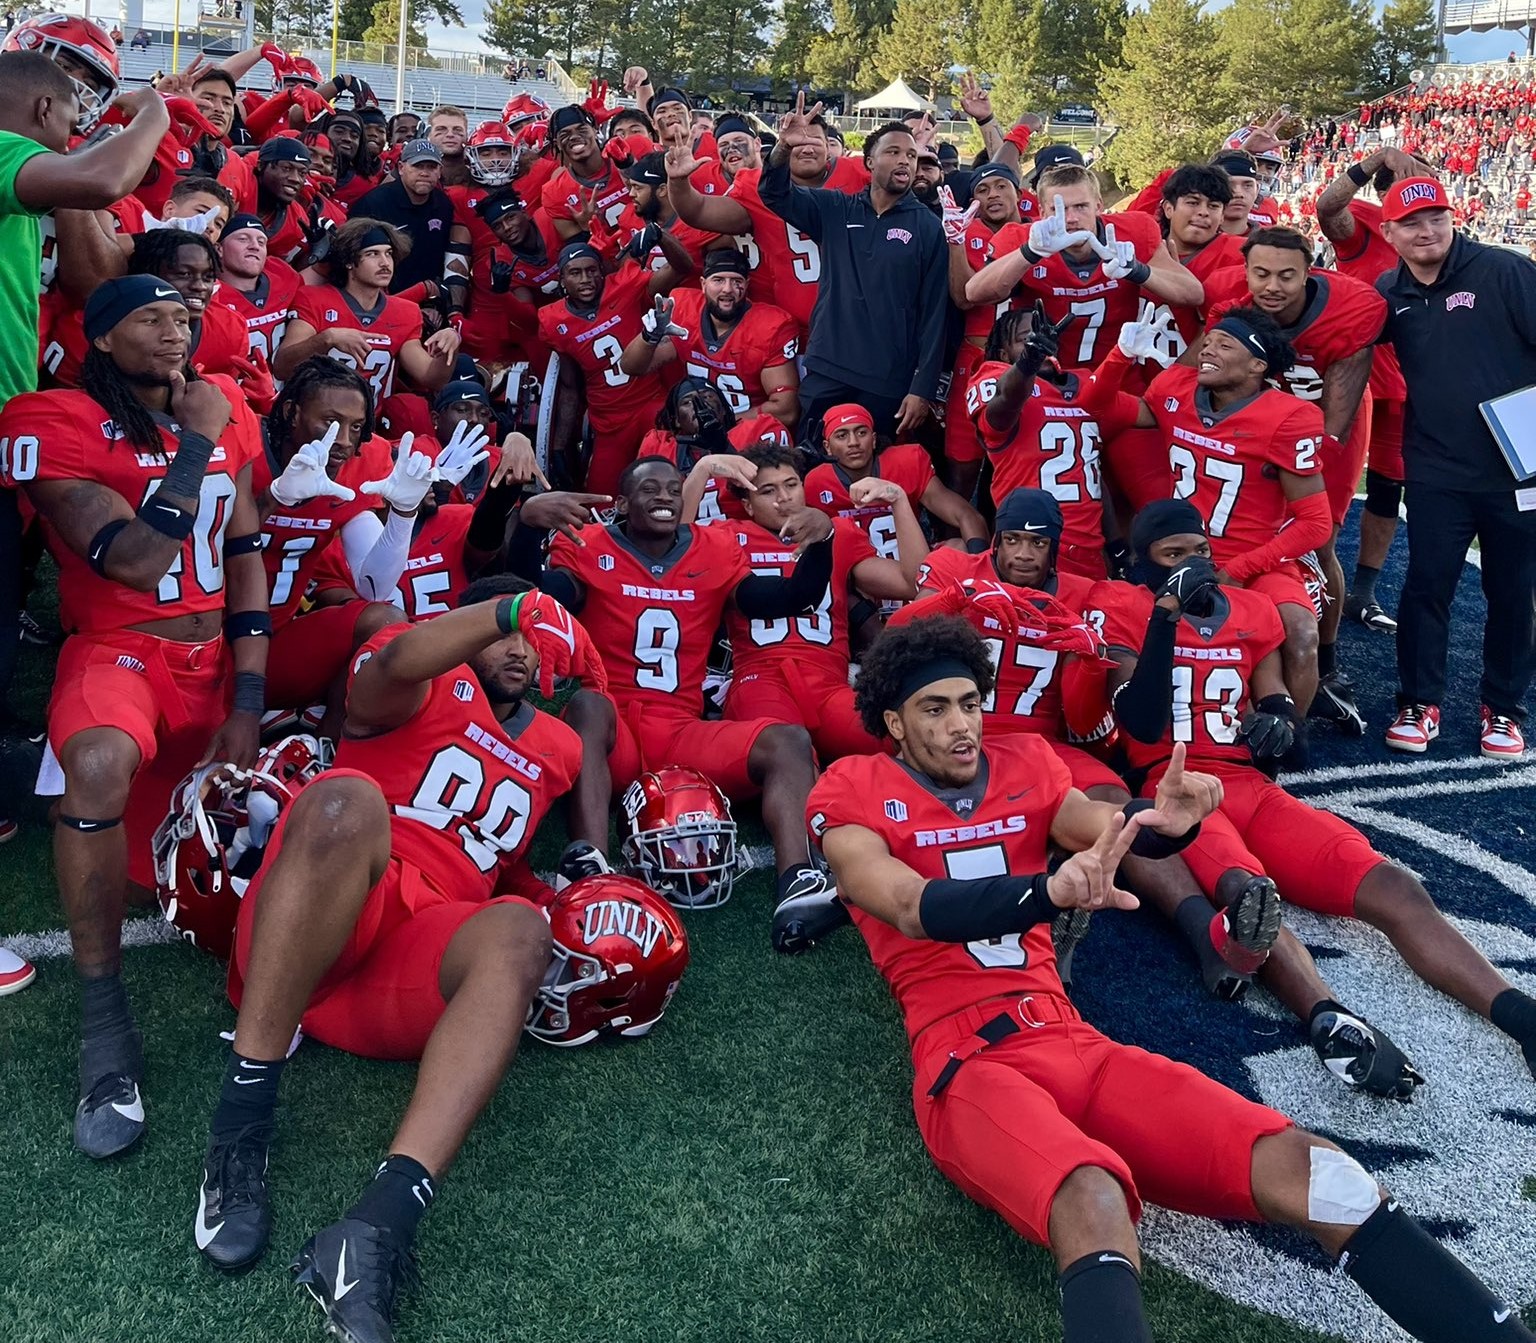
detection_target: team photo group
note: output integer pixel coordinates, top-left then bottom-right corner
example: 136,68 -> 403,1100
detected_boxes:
0,8 -> 1533,1341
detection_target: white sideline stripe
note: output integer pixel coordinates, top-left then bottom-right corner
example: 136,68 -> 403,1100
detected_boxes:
1286,753 -> 1517,789
1304,764 -> 1536,808
4,845 -> 783,962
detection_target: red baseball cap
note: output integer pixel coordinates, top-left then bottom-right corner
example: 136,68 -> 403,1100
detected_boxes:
823,403 -> 873,436
1381,176 -> 1452,222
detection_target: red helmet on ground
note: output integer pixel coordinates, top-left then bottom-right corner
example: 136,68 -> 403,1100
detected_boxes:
525,874 -> 690,1047
3,13 -> 120,131
619,766 -> 739,909
466,121 -> 517,186
151,736 -> 329,958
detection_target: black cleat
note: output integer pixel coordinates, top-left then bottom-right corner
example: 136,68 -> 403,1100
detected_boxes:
74,1074 -> 145,1159
1206,877 -> 1284,1001
292,1217 -> 418,1343
1309,671 -> 1366,736
1344,595 -> 1397,633
18,610 -> 59,646
1051,908 -> 1093,995
554,841 -> 611,891
195,1123 -> 274,1270
771,866 -> 848,954
1310,1009 -> 1425,1100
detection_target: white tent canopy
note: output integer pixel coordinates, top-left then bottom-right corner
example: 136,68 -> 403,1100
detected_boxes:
853,78 -> 934,113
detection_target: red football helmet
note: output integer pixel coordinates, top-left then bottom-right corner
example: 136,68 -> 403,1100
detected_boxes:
525,875 -> 690,1047
466,121 -> 517,186
502,91 -> 548,128
151,735 -> 329,958
3,13 -> 120,131
619,766 -> 739,909
281,55 -> 323,88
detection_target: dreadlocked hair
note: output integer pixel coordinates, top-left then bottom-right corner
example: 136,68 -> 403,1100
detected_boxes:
853,615 -> 997,739
81,348 -> 185,453
266,357 -> 375,460
128,228 -> 221,279
656,377 -> 737,433
984,307 -> 1033,363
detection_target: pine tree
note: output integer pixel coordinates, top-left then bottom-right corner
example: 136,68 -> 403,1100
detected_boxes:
1098,0 -> 1226,186
1215,0 -> 1376,120
770,0 -> 829,88
1373,0 -> 1438,94
483,0 -> 556,60
874,0 -> 966,98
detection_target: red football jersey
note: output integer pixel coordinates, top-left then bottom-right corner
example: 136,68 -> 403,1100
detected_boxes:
959,216 -> 1015,342
807,734 -> 1073,1040
188,301 -> 251,380
725,160 -> 867,332
446,183 -> 499,265
916,548 -> 1094,739
1327,202 -> 1407,403
1086,579 -> 1284,773
989,210 -> 1163,371
338,626 -> 582,899
541,161 -> 631,233
1144,365 -> 1325,569
1147,230 -> 1248,362
292,284 -> 425,403
804,444 -> 935,561
549,521 -> 750,717
0,375 -> 262,635
215,259 -> 304,363
636,413 -> 791,525
537,264 -> 664,435
256,434 -> 393,627
461,212 -> 564,367
1207,269 -> 1385,405
965,359 -> 1139,560
40,297 -> 248,391
725,517 -> 874,683
664,289 -> 799,415
310,501 -> 476,620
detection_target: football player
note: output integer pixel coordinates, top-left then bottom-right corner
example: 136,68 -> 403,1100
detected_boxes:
1089,500 -> 1536,1095
0,276 -> 268,1157
540,104 -> 634,242
614,150 -> 722,277
620,249 -> 800,428
191,580 -> 598,1341
515,458 -> 843,931
128,229 -> 250,383
804,403 -> 987,556
252,137 -> 320,265
812,616 -> 1536,1343
461,191 -> 563,369
214,213 -> 303,367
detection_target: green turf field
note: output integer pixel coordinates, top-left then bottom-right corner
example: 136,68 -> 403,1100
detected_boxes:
0,608 -> 1349,1343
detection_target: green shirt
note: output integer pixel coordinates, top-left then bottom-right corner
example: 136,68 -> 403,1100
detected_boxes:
0,130 -> 52,407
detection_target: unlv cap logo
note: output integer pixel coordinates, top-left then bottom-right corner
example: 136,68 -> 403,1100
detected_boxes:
581,897 -> 668,957
1397,181 -> 1441,208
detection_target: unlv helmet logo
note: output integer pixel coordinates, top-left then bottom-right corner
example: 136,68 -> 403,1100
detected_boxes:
580,897 -> 667,957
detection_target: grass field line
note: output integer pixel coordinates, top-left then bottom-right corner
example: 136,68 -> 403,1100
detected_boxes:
1296,763 -> 1536,808
1286,752 -> 1519,789
1325,800 -> 1536,903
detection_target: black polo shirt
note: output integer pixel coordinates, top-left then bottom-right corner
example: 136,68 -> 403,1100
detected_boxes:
350,178 -> 457,295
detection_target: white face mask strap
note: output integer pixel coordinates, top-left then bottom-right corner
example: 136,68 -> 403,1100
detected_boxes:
1307,1145 -> 1381,1227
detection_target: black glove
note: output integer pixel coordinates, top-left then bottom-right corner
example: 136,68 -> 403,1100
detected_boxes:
302,197 -> 337,264
1015,300 -> 1073,375
490,259 -> 515,294
1156,553 -> 1221,614
696,402 -> 730,454
626,221 -> 661,262
1239,693 -> 1297,763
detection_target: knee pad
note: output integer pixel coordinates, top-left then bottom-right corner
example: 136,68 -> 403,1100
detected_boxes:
1364,469 -> 1403,521
1308,1145 -> 1381,1226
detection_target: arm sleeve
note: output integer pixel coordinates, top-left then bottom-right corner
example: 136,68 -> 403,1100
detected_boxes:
757,154 -> 828,237
1223,490 -> 1333,584
1113,606 -> 1179,744
733,534 -> 835,617
341,508 -> 412,602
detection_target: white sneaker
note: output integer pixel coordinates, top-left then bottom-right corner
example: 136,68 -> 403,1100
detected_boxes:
0,945 -> 36,996
1384,703 -> 1440,753
1481,706 -> 1525,760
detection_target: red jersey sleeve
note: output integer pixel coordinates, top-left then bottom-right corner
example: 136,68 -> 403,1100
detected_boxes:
1103,208 -> 1162,262
1262,397 -> 1328,477
292,284 -> 331,327
882,444 -> 935,504
0,392 -> 88,485
987,220 -> 1029,262
1124,167 -> 1176,217
1084,579 -> 1150,654
915,544 -> 969,591
1312,271 -> 1387,364
755,304 -> 801,368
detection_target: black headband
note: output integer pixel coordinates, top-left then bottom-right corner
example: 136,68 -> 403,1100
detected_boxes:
894,658 -> 979,710
356,225 -> 394,252
1212,314 -> 1278,370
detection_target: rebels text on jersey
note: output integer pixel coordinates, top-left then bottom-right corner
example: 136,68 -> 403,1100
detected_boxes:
0,376 -> 262,635
550,521 -> 751,718
807,734 -> 1074,1040
254,434 -> 393,627
725,516 -> 874,683
1144,365 -> 1325,570
663,289 -> 799,415
540,161 -> 631,233
1087,579 -> 1284,773
339,625 -> 582,899
537,264 -> 663,434
291,284 -> 425,402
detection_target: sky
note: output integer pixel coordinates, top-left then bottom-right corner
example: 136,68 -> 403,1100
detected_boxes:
107,0 -> 1536,72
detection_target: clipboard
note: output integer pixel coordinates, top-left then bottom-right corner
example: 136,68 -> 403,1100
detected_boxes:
1478,385 -> 1536,482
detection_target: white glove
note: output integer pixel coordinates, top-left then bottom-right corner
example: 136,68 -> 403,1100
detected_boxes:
432,419 -> 492,487
1026,194 -> 1096,258
1117,310 -> 1178,368
359,432 -> 435,513
268,423 -> 356,507
141,202 -> 224,236
939,185 -> 979,247
640,295 -> 687,344
1091,223 -> 1148,282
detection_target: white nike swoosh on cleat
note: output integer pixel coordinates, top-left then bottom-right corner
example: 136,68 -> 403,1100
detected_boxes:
195,1182 -> 225,1250
334,1241 -> 359,1299
110,1087 -> 144,1123
1494,1307 -> 1513,1324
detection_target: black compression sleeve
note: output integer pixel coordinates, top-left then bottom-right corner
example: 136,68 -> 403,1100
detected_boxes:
466,481 -> 520,553
1121,798 -> 1200,858
733,534 -> 834,619
918,873 -> 1054,942
158,429 -> 217,499
535,567 -> 582,611
1113,605 -> 1178,744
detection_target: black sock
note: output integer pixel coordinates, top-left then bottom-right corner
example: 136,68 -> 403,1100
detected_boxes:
346,1154 -> 436,1249
78,973 -> 142,1094
1172,895 -> 1235,976
1059,1251 -> 1152,1343
1341,1199 -> 1534,1342
210,1051 -> 286,1142
1318,641 -> 1337,679
1490,989 -> 1536,1072
1353,563 -> 1381,604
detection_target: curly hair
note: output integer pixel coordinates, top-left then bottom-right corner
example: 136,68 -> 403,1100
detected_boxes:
983,307 -> 1033,363
266,357 -> 375,462
128,228 -> 221,280
854,616 -> 997,739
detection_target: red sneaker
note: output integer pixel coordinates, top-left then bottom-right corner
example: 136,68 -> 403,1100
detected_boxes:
1384,703 -> 1441,754
1481,707 -> 1526,760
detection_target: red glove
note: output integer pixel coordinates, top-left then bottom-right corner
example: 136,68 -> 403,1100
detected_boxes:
1015,589 -> 1113,663
163,97 -> 222,144
260,42 -> 292,76
293,86 -> 332,119
226,348 -> 277,414
1004,123 -> 1033,154
583,78 -> 618,123
508,591 -> 609,696
602,131 -> 655,166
